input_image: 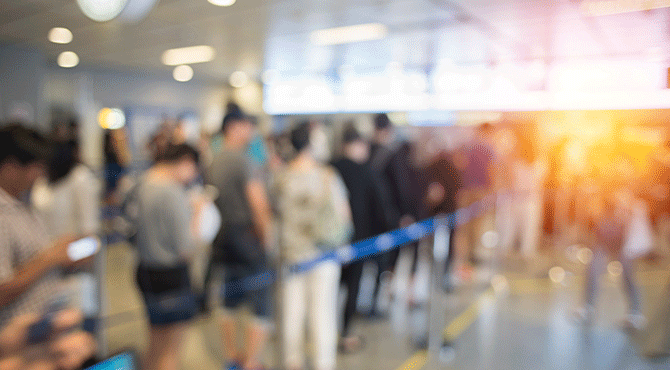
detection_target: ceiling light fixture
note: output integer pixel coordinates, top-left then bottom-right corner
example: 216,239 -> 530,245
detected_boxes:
57,51 -> 79,68
229,71 -> 249,88
48,27 -> 73,44
310,23 -> 388,46
161,45 -> 216,66
208,0 -> 236,6
173,65 -> 194,82
76,0 -> 129,22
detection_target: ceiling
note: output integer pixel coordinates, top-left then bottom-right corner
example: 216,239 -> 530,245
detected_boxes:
0,0 -> 668,84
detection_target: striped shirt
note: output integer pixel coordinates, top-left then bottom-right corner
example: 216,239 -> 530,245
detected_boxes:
0,187 -> 61,328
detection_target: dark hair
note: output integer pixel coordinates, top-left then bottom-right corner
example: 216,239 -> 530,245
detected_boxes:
47,140 -> 79,184
342,123 -> 362,144
156,144 -> 200,165
221,102 -> 253,135
374,113 -> 391,131
0,124 -> 50,166
477,122 -> 494,135
290,121 -> 311,153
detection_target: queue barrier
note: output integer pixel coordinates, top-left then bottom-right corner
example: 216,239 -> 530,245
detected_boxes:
220,193 -> 496,296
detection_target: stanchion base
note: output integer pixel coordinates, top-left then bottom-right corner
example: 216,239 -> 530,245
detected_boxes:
439,341 -> 456,363
415,336 -> 429,350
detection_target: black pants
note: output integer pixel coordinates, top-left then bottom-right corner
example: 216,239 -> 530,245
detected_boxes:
340,261 -> 364,337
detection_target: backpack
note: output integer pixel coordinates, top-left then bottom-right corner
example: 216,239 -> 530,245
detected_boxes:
117,176 -> 141,245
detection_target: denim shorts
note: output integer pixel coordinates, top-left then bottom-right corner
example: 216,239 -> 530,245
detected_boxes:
136,264 -> 196,326
221,264 -> 272,319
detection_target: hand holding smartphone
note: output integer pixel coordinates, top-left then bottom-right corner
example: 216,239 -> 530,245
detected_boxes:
66,237 -> 100,262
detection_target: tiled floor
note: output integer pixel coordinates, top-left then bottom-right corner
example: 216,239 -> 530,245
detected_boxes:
102,243 -> 670,370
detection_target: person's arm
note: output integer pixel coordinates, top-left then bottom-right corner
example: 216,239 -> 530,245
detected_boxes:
246,179 -> 273,250
327,170 -> 353,237
0,234 -> 74,308
368,172 -> 391,235
389,149 -> 418,225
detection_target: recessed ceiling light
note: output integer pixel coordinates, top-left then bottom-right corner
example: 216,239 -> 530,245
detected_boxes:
48,27 -> 73,44
310,23 -> 388,46
229,71 -> 249,88
76,0 -> 129,22
173,65 -> 194,82
208,0 -> 236,6
161,45 -> 216,66
57,51 -> 79,68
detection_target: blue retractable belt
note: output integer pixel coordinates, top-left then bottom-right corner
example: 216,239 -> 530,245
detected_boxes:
219,194 -> 496,297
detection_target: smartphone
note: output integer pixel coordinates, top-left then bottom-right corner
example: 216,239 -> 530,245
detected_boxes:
67,237 -> 101,262
85,351 -> 136,370
27,298 -> 68,344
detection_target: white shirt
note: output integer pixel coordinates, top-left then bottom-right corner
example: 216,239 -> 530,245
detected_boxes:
31,165 -> 101,238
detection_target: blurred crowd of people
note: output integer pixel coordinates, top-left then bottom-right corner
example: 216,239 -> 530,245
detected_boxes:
3,102 -> 670,369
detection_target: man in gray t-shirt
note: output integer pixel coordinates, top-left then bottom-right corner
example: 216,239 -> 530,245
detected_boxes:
205,110 -> 273,370
208,148 -> 259,262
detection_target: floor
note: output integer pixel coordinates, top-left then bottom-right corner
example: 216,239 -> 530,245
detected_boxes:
101,242 -> 670,370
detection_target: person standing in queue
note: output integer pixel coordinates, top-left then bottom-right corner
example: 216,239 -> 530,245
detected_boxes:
31,138 -> 101,329
332,124 -> 388,354
205,109 -> 273,370
134,144 -> 202,370
0,123 -> 100,369
452,123 -> 495,282
422,149 -> 462,291
368,114 -> 422,309
273,121 -> 352,370
0,124 -> 81,328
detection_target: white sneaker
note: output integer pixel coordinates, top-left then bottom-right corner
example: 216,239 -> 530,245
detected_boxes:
621,312 -> 647,333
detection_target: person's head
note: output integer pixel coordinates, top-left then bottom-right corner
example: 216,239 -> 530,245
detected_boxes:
374,113 -> 391,132
373,113 -> 393,144
476,122 -> 494,139
221,111 -> 255,148
342,123 -> 369,163
0,124 -> 50,197
290,121 -> 312,156
47,140 -> 79,184
155,144 -> 200,185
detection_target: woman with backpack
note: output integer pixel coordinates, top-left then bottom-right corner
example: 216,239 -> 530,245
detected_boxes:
274,122 -> 352,370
